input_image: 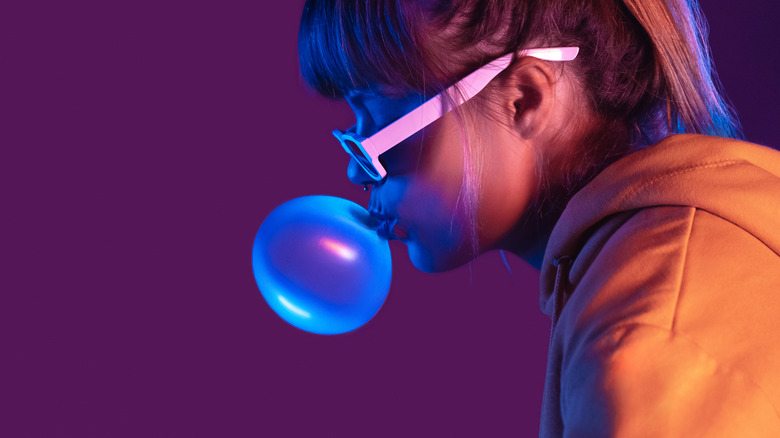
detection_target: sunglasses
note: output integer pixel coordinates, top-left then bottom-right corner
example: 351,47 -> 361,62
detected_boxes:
331,46 -> 579,181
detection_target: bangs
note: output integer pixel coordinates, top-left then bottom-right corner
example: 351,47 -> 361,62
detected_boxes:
298,0 -> 434,99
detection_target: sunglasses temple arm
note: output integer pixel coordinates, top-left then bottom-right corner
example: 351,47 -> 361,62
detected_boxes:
365,55 -> 513,156
365,47 -> 578,156
521,46 -> 579,61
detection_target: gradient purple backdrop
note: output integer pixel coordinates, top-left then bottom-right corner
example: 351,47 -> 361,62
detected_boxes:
3,2 -> 778,437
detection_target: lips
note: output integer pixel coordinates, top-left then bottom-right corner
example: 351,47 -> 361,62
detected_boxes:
376,220 -> 397,240
368,208 -> 405,241
369,209 -> 397,239
368,185 -> 410,241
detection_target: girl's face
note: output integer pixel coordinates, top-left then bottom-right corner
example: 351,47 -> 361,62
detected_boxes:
344,86 -> 539,273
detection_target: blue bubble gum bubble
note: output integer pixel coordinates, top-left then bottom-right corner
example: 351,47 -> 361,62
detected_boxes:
252,196 -> 392,335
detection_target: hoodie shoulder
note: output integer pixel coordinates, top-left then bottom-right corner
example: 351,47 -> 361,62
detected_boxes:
554,205 -> 780,436
541,134 -> 780,314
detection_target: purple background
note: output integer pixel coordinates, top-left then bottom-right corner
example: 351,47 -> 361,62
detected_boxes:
4,2 -> 778,437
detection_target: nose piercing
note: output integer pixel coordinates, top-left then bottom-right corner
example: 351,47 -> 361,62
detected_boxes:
363,184 -> 369,191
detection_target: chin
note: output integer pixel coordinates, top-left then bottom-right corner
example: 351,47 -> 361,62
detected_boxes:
405,239 -> 474,274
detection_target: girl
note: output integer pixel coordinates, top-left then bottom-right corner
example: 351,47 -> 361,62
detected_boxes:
298,0 -> 780,435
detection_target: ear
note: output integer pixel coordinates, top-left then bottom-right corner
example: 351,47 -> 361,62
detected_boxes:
503,58 -> 558,139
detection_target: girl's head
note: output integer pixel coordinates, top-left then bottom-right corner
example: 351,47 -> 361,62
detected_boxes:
298,0 -> 741,272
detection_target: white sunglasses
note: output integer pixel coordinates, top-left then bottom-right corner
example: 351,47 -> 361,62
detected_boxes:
332,46 -> 579,181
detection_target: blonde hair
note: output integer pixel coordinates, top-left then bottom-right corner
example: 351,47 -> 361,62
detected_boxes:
623,0 -> 741,138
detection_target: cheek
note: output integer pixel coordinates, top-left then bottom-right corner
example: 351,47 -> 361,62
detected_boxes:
391,117 -> 475,272
397,187 -> 474,273
380,112 -> 464,181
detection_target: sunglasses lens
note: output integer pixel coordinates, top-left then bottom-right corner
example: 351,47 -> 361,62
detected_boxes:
343,138 -> 380,180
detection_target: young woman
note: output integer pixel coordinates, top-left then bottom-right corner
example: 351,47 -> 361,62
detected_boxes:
298,0 -> 780,435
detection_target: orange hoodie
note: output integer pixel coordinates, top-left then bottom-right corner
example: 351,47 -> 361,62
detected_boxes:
538,134 -> 780,437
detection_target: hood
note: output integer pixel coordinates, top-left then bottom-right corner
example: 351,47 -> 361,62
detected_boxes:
540,134 -> 780,316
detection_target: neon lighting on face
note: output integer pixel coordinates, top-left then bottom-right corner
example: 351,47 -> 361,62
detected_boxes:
319,237 -> 358,261
278,295 -> 312,318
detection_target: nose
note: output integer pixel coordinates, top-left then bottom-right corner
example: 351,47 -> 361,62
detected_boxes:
347,157 -> 378,186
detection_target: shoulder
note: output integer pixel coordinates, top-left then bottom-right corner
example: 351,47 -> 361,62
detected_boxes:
561,204 -> 780,339
556,206 -> 780,435
561,321 -> 780,437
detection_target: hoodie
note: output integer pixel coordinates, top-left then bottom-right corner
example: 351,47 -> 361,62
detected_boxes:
537,134 -> 780,437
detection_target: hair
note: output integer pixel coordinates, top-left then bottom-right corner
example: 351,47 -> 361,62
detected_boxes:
298,0 -> 742,256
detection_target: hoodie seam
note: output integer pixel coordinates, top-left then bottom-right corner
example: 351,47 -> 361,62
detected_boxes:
658,208 -> 780,423
616,159 -> 747,207
670,207 -> 696,333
